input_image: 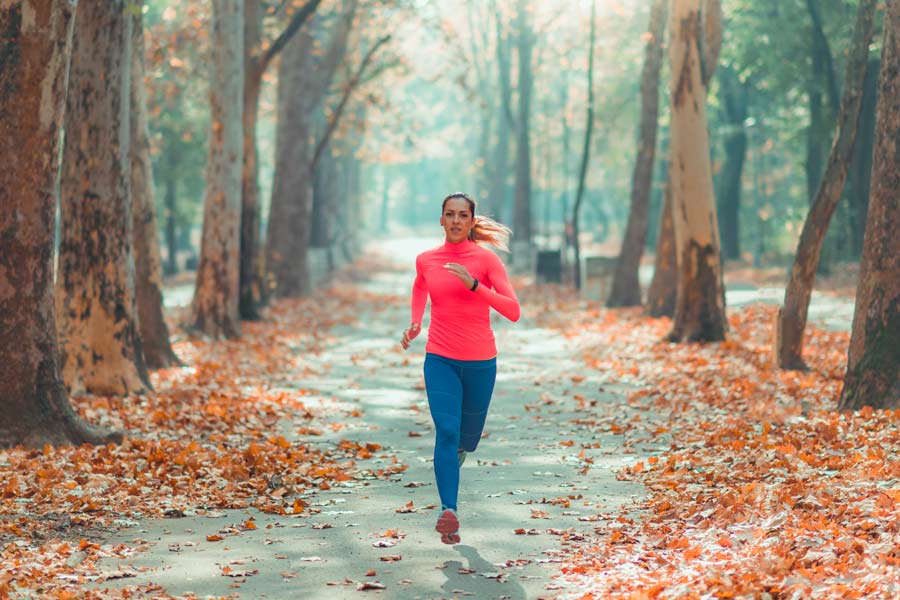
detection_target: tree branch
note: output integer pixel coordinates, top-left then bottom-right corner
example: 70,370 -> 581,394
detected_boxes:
259,0 -> 323,74
312,35 -> 392,170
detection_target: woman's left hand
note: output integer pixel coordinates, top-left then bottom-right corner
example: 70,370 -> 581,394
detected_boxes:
443,262 -> 475,289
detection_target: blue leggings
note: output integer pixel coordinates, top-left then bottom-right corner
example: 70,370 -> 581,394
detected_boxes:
424,353 -> 497,512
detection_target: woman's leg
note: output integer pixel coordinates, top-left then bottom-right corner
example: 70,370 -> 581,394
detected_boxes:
459,359 -> 497,453
423,354 -> 463,511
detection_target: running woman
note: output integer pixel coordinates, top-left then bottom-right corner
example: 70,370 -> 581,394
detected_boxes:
400,192 -> 520,545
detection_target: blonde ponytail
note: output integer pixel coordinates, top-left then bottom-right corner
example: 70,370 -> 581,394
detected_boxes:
469,215 -> 512,252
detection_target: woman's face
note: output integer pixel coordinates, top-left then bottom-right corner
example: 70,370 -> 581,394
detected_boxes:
440,197 -> 474,244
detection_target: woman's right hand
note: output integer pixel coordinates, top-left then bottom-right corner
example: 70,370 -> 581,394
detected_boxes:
400,322 -> 421,350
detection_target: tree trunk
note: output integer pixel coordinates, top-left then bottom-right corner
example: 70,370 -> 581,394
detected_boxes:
848,56 -> 879,259
512,0 -> 533,257
239,0 -> 263,320
0,0 -> 123,448
775,0 -> 879,370
57,0 -> 152,395
666,0 -> 727,343
492,9 -> 513,223
131,3 -> 180,368
838,3 -> 900,410
265,4 -> 356,297
715,65 -> 748,261
647,174 -> 677,316
607,0 -> 667,307
266,30 -> 315,297
572,0 -> 597,290
189,0 -> 244,339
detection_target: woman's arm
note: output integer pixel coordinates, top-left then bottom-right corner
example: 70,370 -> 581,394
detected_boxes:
475,255 -> 520,322
411,255 -> 428,327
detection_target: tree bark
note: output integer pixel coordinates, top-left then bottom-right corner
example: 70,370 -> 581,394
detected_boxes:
607,0 -> 667,307
647,174 -> 677,317
239,0 -> 264,320
848,56 -> 880,259
512,0 -> 533,256
666,0 -> 727,343
838,2 -> 900,411
775,0 -> 879,370
189,0 -> 244,339
131,2 -> 180,368
715,65 -> 748,261
266,28 -> 316,297
0,0 -> 123,447
57,0 -> 151,395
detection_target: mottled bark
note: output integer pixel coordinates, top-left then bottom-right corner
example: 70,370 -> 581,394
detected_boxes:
776,0 -> 878,370
57,0 -> 151,395
607,0 -> 667,307
838,4 -> 900,411
0,0 -> 122,447
647,174 -> 677,317
666,0 -> 727,342
131,3 -> 179,368
189,0 -> 244,339
512,0 -> 533,255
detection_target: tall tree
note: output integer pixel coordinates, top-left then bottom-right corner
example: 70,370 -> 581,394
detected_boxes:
239,0 -> 322,320
775,0 -> 879,370
0,0 -> 122,447
131,1 -> 180,368
57,0 -> 152,395
189,0 -> 245,338
571,0 -> 597,290
666,0 -> 727,342
512,0 -> 534,259
838,1 -> 900,410
266,4 -> 357,297
607,0 -> 668,307
491,1 -> 513,224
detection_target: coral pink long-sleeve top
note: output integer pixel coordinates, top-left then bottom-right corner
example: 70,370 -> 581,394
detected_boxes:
411,239 -> 520,360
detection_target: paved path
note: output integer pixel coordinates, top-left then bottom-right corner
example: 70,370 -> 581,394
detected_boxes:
94,239 -> 652,599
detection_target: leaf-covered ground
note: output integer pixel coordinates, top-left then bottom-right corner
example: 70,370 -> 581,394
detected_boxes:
2,251 -> 895,599
0,260 -> 406,598
519,285 -> 900,599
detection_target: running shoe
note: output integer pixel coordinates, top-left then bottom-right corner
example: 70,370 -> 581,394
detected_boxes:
436,508 -> 460,544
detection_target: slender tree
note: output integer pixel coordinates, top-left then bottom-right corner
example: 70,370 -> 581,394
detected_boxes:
715,65 -> 748,261
57,0 -> 152,395
0,0 -> 122,447
189,0 -> 245,338
572,0 -> 597,290
512,0 -> 534,260
666,0 -> 727,342
775,0 -> 879,370
131,1 -> 180,368
838,2 -> 899,410
239,0 -> 322,319
607,0 -> 668,307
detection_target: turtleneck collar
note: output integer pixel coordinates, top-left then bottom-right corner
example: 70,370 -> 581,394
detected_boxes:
442,238 -> 475,253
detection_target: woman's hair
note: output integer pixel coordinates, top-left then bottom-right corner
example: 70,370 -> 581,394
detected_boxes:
442,192 -> 512,252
